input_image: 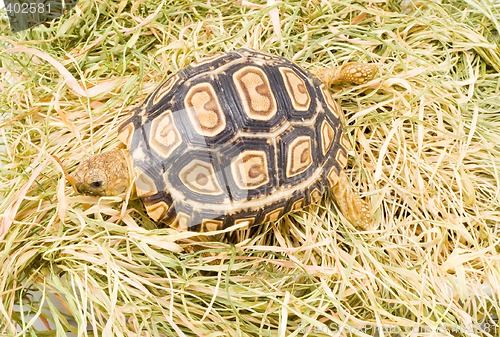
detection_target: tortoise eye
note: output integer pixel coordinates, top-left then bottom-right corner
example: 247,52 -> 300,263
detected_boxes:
90,181 -> 103,188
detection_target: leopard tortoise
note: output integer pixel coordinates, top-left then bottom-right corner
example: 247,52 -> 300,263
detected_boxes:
72,48 -> 376,232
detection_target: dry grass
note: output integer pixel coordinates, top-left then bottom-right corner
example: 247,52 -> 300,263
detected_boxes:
1,0 -> 500,336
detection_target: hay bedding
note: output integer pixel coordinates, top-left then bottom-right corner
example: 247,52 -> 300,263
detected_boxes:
0,0 -> 499,336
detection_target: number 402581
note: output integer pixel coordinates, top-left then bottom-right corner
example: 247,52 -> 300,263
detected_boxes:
5,2 -> 51,14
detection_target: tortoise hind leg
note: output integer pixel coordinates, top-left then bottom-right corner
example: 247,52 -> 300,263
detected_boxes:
332,171 -> 373,230
316,62 -> 378,86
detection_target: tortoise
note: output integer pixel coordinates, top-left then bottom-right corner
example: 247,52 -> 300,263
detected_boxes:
72,48 -> 376,232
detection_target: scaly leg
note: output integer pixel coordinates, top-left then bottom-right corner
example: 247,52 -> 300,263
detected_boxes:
316,62 -> 378,86
332,171 -> 373,230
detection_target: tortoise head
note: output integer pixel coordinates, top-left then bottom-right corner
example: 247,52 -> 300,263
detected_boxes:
72,149 -> 132,196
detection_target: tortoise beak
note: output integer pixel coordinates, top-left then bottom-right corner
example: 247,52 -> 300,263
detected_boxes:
67,174 -> 79,193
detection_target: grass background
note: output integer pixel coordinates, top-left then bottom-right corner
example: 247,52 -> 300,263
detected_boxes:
1,0 -> 500,336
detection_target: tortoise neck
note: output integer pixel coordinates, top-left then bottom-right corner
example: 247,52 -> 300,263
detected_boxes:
118,147 -> 136,198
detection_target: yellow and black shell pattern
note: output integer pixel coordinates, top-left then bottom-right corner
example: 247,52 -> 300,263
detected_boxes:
117,48 -> 349,232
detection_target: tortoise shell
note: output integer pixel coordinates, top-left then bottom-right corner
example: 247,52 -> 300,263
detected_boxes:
117,48 -> 349,232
